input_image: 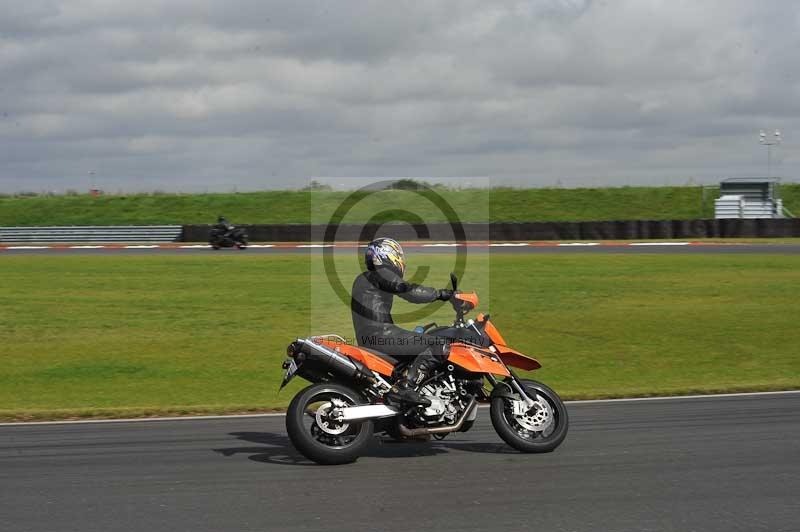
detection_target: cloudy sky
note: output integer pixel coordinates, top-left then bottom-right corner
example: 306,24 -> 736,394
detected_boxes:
0,0 -> 797,193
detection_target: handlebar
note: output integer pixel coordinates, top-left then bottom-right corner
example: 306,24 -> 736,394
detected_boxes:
448,272 -> 478,323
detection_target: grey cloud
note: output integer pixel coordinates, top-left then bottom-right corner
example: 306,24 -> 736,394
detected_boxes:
0,0 -> 798,193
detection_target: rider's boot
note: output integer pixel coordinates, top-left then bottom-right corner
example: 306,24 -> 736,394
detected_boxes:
385,351 -> 438,407
385,379 -> 431,407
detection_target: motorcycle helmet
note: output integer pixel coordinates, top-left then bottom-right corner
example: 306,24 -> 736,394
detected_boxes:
365,238 -> 406,277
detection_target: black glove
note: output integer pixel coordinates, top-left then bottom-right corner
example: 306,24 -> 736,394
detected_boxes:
437,289 -> 454,301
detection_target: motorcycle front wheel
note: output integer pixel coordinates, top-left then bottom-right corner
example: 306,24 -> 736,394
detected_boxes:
490,379 -> 568,453
286,383 -> 374,465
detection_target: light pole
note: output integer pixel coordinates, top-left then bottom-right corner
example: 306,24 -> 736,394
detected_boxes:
759,129 -> 782,178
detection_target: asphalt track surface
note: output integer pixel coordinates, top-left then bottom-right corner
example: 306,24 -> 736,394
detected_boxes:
2,243 -> 800,255
2,392 -> 799,532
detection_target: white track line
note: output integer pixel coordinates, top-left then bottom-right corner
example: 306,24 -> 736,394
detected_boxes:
563,389 -> 800,403
0,413 -> 287,426
0,242 -> 776,252
1,390 -> 797,427
629,242 -> 690,246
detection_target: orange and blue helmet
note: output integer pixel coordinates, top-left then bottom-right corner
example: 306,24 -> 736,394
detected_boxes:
365,238 -> 406,276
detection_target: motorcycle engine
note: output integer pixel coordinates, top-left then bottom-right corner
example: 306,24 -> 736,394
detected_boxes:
418,380 -> 460,424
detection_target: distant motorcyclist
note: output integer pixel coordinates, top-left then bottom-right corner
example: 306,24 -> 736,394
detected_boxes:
350,238 -> 453,406
213,216 -> 233,235
209,216 -> 248,249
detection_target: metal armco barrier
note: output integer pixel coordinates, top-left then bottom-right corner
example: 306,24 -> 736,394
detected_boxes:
5,219 -> 797,244
0,226 -> 183,243
181,219 -> 800,242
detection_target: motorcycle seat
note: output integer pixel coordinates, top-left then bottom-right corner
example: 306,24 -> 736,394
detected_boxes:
356,346 -> 399,366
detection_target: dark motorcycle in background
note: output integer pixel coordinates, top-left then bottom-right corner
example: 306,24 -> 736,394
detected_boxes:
209,226 -> 248,250
280,273 -> 569,465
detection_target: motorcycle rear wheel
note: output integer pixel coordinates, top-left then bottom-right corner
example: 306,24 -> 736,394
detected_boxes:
286,383 -> 373,465
490,379 -> 568,453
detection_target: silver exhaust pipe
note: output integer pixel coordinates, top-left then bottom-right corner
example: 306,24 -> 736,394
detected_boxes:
397,398 -> 477,437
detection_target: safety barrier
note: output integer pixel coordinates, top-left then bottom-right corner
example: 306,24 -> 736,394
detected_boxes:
0,226 -> 183,243
3,220 -> 797,244
181,218 -> 800,242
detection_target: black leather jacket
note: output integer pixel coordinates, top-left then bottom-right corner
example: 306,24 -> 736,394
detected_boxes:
212,222 -> 233,234
351,268 -> 440,342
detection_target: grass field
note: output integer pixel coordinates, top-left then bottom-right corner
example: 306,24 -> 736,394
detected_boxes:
6,184 -> 800,226
1,252 -> 798,421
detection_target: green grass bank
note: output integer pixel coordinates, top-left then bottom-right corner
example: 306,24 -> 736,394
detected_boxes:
3,184 -> 799,226
1,253 -> 798,421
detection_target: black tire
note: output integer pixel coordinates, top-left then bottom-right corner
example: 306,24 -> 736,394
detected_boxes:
286,383 -> 374,465
490,379 -> 568,453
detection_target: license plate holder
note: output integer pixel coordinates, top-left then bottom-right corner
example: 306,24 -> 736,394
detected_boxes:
280,359 -> 299,389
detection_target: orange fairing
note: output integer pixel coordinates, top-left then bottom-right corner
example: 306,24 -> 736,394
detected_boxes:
477,313 -> 506,346
317,340 -> 395,377
495,344 -> 541,371
447,343 -> 511,377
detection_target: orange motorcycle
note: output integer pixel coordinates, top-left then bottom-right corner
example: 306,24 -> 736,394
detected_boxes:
281,273 -> 568,464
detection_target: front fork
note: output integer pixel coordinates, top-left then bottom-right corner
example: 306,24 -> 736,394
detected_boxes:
487,371 -> 539,407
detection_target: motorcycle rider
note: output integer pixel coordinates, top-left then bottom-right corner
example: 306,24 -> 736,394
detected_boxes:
351,238 -> 453,406
213,215 -> 233,235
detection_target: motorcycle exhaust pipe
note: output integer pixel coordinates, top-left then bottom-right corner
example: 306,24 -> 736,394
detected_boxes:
292,338 -> 375,384
397,398 -> 477,437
